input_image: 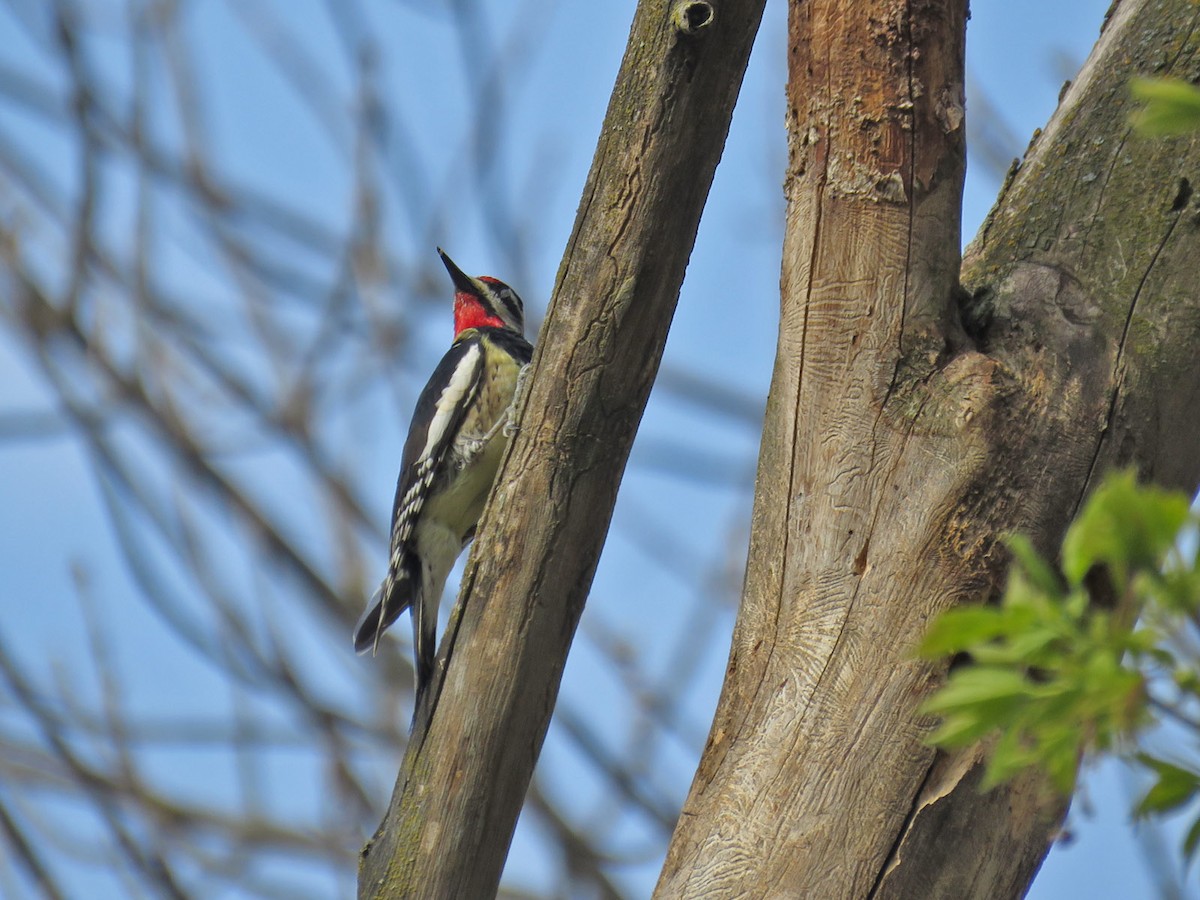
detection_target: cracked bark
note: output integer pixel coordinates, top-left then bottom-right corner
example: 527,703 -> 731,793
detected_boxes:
658,0 -> 1200,898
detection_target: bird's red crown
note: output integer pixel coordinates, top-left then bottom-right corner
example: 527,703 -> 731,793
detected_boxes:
439,250 -> 523,338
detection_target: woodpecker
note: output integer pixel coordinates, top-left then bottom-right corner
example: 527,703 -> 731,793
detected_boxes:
354,249 -> 532,708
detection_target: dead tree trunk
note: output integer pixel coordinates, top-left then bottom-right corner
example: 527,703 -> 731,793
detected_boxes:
658,0 -> 1200,897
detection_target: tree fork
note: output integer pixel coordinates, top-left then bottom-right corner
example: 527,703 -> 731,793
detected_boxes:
357,1 -> 767,896
659,0 -> 1200,897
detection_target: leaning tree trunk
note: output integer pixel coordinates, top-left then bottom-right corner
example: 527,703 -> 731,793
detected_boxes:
658,0 -> 1200,897
356,1 -> 768,896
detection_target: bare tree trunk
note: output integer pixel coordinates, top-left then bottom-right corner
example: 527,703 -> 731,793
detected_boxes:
658,0 -> 1200,897
356,1 -> 767,896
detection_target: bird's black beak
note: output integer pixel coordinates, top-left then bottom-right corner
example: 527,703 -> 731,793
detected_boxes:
437,248 -> 481,296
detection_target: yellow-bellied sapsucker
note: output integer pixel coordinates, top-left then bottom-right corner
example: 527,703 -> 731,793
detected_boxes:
354,249 -> 532,707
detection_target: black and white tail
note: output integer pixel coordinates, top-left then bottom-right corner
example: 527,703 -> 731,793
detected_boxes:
353,552 -> 420,655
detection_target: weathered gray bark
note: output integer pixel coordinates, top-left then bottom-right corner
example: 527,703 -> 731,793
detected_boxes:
356,1 -> 767,897
658,0 -> 1200,897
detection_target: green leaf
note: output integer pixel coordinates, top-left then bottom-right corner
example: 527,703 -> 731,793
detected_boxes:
1061,471 -> 1190,586
983,726 -> 1066,792
920,667 -> 1031,716
1176,668 -> 1200,696
1003,627 -> 1062,664
1006,534 -> 1064,598
1135,756 -> 1200,817
1063,586 -> 1090,621
1039,729 -> 1084,795
1183,814 -> 1200,870
925,713 -> 996,749
1131,77 -> 1200,136
918,606 -> 1008,657
917,470 -> 1200,812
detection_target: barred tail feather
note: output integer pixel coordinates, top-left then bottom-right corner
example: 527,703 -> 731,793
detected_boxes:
353,555 -> 418,655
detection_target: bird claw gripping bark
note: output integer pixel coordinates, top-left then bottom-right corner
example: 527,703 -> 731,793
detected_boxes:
503,364 -> 531,439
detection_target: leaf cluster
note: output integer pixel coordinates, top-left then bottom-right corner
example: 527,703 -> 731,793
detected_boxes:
920,472 -> 1200,862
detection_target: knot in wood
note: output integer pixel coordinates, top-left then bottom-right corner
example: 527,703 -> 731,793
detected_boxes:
672,0 -> 714,36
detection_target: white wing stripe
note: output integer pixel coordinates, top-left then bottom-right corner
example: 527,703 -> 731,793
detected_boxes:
420,343 -> 481,466
388,343 -> 482,552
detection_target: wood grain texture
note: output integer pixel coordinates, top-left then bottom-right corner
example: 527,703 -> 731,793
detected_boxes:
659,0 -> 1200,897
877,2 -> 1200,894
356,1 -> 767,897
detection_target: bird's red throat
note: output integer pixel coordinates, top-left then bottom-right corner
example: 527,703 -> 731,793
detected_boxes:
454,293 -> 505,335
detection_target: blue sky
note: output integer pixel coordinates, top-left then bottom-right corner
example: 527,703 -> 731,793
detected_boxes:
0,0 -> 1183,897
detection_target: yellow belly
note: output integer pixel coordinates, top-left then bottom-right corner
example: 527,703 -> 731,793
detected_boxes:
422,346 -> 523,542
422,430 -> 508,539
